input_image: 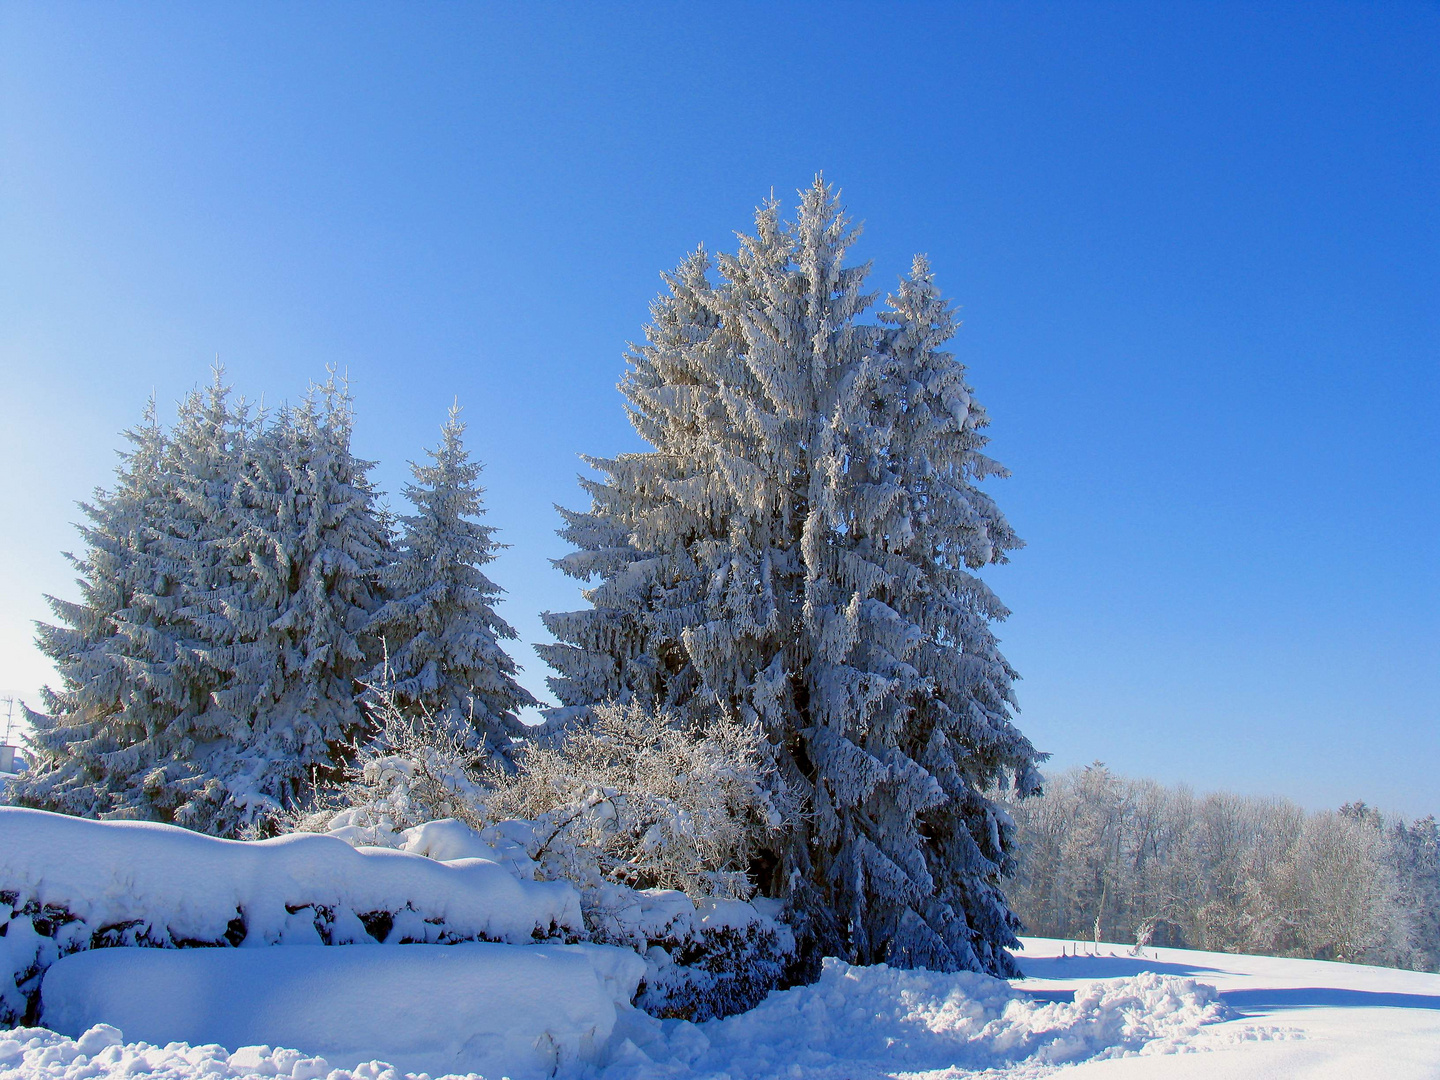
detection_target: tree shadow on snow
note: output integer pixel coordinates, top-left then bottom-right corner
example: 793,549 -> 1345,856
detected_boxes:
1017,954 -> 1227,982
1221,987 -> 1440,1014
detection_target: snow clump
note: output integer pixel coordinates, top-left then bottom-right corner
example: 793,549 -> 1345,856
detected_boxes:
604,960 -> 1235,1079
0,963 -> 1238,1080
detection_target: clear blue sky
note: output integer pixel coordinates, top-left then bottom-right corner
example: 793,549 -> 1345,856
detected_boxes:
1,3 -> 1435,815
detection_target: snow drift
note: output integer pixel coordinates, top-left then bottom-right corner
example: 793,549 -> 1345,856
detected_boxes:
602,958 -> 1233,1078
0,961 -> 1236,1080
0,807 -> 580,1024
40,942 -> 645,1079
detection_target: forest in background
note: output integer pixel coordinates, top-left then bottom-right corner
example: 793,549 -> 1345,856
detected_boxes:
1003,764 -> 1440,973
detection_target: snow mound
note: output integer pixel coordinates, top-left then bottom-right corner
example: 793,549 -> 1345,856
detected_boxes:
40,942 -> 646,1079
0,807 -> 581,1024
0,808 -> 578,946
602,959 -> 1234,1079
0,1025 -> 418,1080
2,961 -> 1239,1080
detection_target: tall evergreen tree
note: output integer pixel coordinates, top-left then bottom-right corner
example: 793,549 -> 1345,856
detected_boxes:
109,374 -> 257,822
12,374 -> 393,836
540,179 -> 1043,978
194,379 -> 392,832
10,400 -> 173,818
366,404 -> 537,763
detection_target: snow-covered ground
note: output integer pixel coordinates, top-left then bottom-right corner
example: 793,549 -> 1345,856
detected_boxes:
1013,937 -> 1440,1079
3,809 -> 1436,1078
4,937 -> 1437,1079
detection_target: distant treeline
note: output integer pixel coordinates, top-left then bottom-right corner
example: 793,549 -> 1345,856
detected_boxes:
1003,764 -> 1440,973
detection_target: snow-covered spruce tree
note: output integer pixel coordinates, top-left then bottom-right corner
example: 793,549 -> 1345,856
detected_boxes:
9,400 -> 175,818
540,179 -> 1044,978
100,374 -> 258,822
189,379 -> 392,834
11,374 -> 393,836
365,404 -> 536,764
14,377 -> 269,824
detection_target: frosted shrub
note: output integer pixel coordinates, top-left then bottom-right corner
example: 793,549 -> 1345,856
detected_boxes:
487,700 -> 793,901
307,693 -> 791,899
294,689 -> 491,846
304,694 -> 797,1018
488,702 -> 799,1018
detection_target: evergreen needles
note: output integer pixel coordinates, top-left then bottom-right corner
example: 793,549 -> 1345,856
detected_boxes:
541,178 -> 1043,977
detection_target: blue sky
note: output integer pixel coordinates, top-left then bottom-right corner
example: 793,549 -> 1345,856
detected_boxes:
1,3 -> 1435,814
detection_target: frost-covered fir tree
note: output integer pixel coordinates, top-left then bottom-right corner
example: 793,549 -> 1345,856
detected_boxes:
13,374 -> 394,837
365,404 -> 536,763
10,400 -> 174,818
193,379 -> 392,833
14,376 -> 270,825
540,179 -> 1044,978
107,374 -> 257,822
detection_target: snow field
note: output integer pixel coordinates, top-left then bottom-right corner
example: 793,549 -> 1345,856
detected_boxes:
1013,938 -> 1440,1079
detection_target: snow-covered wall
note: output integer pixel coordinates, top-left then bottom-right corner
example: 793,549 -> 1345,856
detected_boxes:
0,808 -> 581,1024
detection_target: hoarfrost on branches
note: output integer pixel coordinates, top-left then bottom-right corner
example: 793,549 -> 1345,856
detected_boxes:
540,177 -> 1044,978
365,404 -> 536,765
487,700 -> 794,902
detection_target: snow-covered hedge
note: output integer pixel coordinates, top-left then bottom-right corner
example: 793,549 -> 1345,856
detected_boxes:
0,808 -> 789,1028
575,883 -> 792,1022
0,808 -> 580,1025
298,696 -> 800,1019
374,817 -> 795,1022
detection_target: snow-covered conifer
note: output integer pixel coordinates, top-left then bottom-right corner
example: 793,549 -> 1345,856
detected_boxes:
9,400 -> 174,818
15,374 -> 270,825
192,378 -> 392,833
14,374 -> 395,837
540,179 -> 1044,978
109,374 -> 256,820
366,405 -> 536,763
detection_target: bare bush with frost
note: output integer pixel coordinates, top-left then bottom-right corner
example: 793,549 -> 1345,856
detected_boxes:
302,692 -> 793,903
291,689 -> 490,845
486,700 -> 795,900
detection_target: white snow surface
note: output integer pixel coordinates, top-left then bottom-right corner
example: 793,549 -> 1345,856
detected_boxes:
16,939 -> 1434,1079
1012,937 -> 1440,1079
2,804 -> 1435,1079
39,943 -> 645,1080
7,955 -> 1227,1080
0,807 -> 580,945
599,958 -> 1232,1079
